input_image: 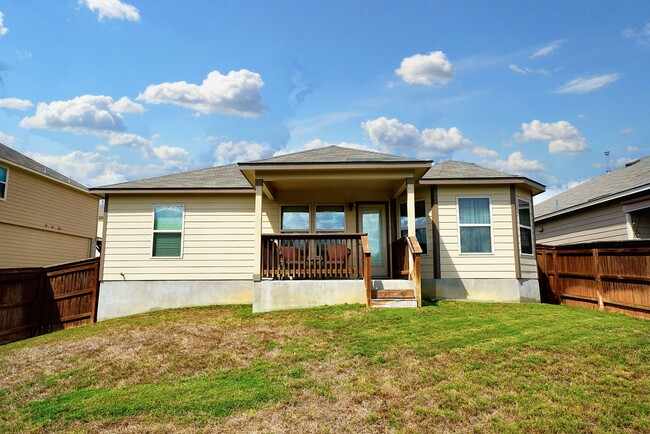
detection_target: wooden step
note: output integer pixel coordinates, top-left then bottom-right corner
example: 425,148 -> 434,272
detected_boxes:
371,289 -> 415,299
370,298 -> 417,308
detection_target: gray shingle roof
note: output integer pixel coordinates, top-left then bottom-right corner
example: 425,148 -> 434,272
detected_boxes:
244,146 -> 428,164
422,160 -> 518,180
0,142 -> 88,190
94,164 -> 252,190
535,156 -> 650,219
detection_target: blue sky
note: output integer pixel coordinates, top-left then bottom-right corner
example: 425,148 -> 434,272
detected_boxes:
0,1 -> 648,202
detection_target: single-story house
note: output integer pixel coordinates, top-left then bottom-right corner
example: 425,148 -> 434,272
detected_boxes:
90,146 -> 545,319
535,156 -> 650,245
0,143 -> 100,268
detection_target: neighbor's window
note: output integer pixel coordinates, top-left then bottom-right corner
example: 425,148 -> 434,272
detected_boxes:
0,166 -> 7,200
458,198 -> 492,253
400,200 -> 428,254
316,205 -> 345,232
152,205 -> 184,257
518,199 -> 533,254
281,205 -> 310,232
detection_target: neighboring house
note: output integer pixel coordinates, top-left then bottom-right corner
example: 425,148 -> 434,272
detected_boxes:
90,146 -> 545,319
535,156 -> 650,245
0,143 -> 100,267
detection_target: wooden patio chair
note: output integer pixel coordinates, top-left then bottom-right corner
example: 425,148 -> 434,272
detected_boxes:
324,243 -> 351,277
278,245 -> 304,278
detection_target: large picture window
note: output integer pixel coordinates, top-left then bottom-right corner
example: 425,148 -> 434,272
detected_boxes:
518,199 -> 533,254
152,205 -> 184,257
316,205 -> 345,232
281,206 -> 310,232
0,166 -> 7,200
399,200 -> 428,254
458,197 -> 492,253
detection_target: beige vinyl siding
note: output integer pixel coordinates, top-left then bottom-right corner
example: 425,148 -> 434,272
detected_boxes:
102,194 -> 255,281
517,187 -> 538,278
438,185 -> 516,279
0,164 -> 98,239
536,202 -> 628,245
0,222 -> 92,267
417,186 -> 434,281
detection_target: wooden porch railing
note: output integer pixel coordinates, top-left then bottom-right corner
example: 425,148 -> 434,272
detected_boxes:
261,233 -> 369,281
392,236 -> 422,307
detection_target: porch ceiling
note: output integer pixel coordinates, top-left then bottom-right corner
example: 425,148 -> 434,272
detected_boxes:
269,178 -> 404,202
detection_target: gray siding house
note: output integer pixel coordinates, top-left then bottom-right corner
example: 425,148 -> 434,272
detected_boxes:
535,156 -> 650,245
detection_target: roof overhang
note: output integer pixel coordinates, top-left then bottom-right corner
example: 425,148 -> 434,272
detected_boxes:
237,161 -> 433,186
536,183 -> 650,222
419,177 -> 546,195
89,188 -> 255,195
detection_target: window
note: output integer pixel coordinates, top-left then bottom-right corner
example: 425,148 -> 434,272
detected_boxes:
152,205 -> 184,257
0,166 -> 7,200
400,200 -> 428,254
458,197 -> 492,253
281,205 -> 310,232
518,199 -> 533,254
316,205 -> 345,232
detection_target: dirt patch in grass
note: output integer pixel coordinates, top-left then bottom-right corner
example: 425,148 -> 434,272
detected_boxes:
1,302 -> 649,432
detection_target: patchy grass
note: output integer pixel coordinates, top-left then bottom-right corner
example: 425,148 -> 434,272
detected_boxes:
1,301 -> 648,433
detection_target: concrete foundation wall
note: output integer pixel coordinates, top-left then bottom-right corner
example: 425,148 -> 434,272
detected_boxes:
253,280 -> 366,313
97,280 -> 253,321
433,278 -> 540,303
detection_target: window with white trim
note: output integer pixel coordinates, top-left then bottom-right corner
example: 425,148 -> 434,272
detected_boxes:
399,201 -> 428,254
458,197 -> 492,253
315,205 -> 345,232
0,166 -> 7,200
152,205 -> 184,257
518,199 -> 533,254
281,205 -> 310,232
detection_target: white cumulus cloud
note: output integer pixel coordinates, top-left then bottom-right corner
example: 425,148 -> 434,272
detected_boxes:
0,130 -> 15,144
138,70 -> 265,117
0,11 -> 9,37
556,73 -> 621,94
20,95 -> 129,134
515,120 -> 589,154
213,141 -> 273,166
490,151 -> 545,173
110,96 -> 145,113
534,179 -> 587,205
0,98 -> 33,111
80,0 -> 140,22
473,147 -> 498,158
396,51 -> 454,86
530,40 -> 564,58
362,117 -> 471,157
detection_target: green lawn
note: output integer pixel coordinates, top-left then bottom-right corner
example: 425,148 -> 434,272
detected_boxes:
1,301 -> 648,433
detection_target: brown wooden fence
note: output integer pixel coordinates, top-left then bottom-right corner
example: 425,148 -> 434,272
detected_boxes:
536,241 -> 650,319
0,257 -> 100,344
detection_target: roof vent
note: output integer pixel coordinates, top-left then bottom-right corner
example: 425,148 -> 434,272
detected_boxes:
625,158 -> 641,167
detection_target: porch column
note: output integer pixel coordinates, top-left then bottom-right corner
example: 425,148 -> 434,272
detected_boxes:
406,178 -> 415,278
254,179 -> 263,282
406,178 -> 416,237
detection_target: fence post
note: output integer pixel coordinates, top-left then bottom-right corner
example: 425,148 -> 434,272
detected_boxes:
592,248 -> 604,310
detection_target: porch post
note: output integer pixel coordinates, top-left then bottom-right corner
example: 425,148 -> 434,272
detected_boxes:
406,178 -> 415,277
406,178 -> 416,237
254,179 -> 263,282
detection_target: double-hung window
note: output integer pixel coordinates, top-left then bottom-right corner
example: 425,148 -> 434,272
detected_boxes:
518,199 -> 533,254
0,166 -> 7,200
281,206 -> 310,232
152,205 -> 184,257
399,200 -> 428,254
315,205 -> 345,232
458,197 -> 492,253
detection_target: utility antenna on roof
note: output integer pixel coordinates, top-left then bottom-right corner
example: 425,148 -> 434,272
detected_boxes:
604,151 -> 611,173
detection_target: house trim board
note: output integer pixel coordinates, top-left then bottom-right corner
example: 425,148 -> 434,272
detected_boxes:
510,185 -> 522,279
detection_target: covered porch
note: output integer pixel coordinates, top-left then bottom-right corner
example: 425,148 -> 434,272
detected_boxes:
239,156 -> 431,309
